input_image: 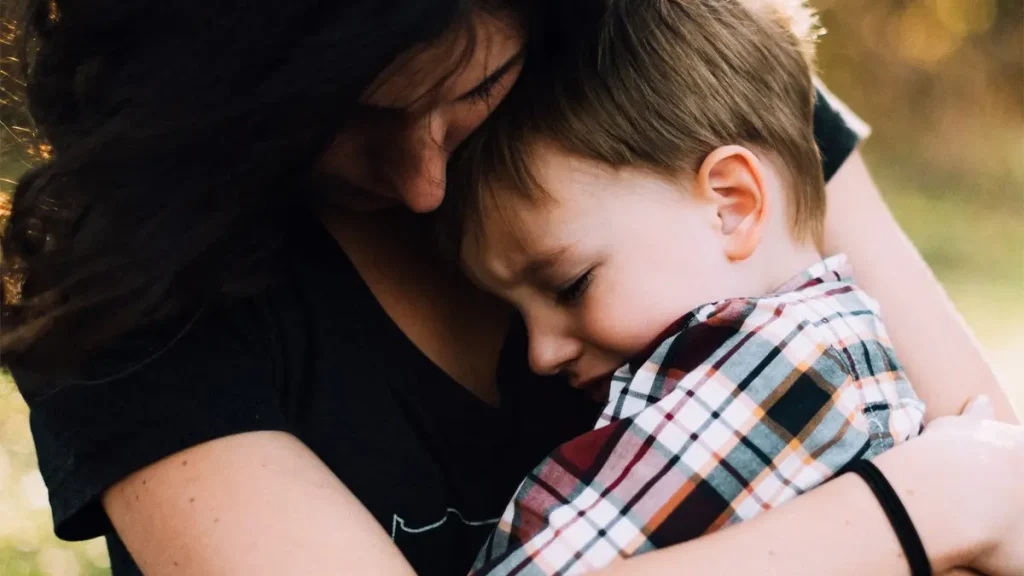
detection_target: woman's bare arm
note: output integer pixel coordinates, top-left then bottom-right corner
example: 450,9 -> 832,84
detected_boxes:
596,452 -> 989,576
103,431 -> 416,576
100,436 -> 954,576
596,397 -> 1024,576
597,475 -> 936,576
103,402 -> 1023,576
822,150 -> 1018,423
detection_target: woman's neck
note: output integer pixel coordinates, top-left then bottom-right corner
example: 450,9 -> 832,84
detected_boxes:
322,206 -> 512,406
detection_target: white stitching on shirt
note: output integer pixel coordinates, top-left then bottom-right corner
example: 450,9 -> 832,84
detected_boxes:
390,508 -> 500,540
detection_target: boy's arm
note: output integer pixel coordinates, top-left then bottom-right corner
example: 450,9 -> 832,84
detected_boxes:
822,150 -> 1018,422
473,310 -> 893,574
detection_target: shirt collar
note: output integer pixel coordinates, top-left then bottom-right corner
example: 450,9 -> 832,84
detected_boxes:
772,254 -> 852,294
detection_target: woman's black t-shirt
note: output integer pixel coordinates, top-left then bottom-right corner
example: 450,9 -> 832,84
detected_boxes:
14,91 -> 865,576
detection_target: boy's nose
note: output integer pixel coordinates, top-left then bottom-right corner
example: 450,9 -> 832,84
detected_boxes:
527,327 -> 582,376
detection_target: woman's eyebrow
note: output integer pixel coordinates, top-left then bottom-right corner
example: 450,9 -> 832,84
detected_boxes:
456,49 -> 525,101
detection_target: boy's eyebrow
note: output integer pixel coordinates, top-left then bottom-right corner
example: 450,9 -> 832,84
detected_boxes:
455,49 -> 525,102
520,246 -> 571,278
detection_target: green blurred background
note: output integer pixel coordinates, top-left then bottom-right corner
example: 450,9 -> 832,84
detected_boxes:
1,0 -> 1022,574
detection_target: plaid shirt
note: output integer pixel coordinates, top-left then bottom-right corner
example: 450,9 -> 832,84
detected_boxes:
472,255 -> 925,575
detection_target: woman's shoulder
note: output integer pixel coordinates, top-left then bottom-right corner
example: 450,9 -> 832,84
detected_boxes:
12,295 -> 293,539
813,81 -> 871,181
10,214 -> 387,542
15,212 -> 355,409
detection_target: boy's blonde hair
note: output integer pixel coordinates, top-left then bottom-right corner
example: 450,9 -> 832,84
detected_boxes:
442,0 -> 825,255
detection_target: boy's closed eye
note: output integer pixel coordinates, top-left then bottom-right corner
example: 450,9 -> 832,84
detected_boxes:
555,269 -> 595,306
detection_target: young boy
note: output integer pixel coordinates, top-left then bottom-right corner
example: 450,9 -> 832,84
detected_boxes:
440,0 -> 926,573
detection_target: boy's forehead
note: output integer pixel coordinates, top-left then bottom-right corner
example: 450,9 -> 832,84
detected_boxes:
459,147 -> 623,282
530,143 -> 619,191
461,193 -> 540,282
464,191 -> 595,293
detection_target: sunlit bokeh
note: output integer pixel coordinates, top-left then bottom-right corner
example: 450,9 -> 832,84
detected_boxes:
815,0 -> 1023,409
1,1 -> 1021,573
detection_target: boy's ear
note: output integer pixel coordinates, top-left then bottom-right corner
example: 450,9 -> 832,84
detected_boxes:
695,145 -> 769,261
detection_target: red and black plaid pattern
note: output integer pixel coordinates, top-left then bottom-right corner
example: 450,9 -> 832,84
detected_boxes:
471,256 -> 925,575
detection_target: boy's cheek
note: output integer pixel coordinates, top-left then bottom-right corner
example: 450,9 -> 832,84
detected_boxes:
580,299 -> 670,359
581,277 -> 707,357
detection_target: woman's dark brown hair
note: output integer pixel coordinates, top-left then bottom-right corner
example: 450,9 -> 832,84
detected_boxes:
1,0 -> 527,374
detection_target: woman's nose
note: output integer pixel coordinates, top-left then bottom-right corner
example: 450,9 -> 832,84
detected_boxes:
394,112 -> 449,213
527,324 -> 582,376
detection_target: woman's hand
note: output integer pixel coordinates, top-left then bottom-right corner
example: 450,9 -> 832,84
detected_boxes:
873,395 -> 1024,575
928,397 -> 1024,574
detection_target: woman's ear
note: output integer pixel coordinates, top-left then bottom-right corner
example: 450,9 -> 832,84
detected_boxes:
695,145 -> 769,261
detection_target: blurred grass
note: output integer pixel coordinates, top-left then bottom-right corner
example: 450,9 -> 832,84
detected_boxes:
874,171 -> 1024,408
813,0 -> 1024,408
1,0 -> 1022,574
0,377 -> 111,576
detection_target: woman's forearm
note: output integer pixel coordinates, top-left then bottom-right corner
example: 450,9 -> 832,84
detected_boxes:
594,437 -> 980,576
822,150 -> 1018,423
595,476 -> 913,576
105,432 -> 418,576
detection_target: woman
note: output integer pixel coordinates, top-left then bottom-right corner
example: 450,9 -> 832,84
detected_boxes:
2,1 -> 1020,575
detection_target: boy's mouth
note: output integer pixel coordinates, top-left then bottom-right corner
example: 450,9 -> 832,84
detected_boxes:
563,352 -> 638,394
569,373 -> 613,403
569,368 -> 617,396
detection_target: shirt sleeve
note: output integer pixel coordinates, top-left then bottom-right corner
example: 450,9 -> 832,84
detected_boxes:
813,80 -> 872,182
12,299 -> 292,541
471,304 -> 878,574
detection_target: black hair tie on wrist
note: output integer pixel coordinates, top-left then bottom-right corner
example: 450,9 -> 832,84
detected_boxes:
843,459 -> 932,576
